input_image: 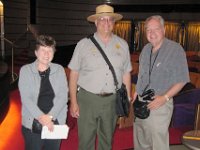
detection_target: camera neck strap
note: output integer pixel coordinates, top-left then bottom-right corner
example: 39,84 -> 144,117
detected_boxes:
88,34 -> 119,90
143,47 -> 160,92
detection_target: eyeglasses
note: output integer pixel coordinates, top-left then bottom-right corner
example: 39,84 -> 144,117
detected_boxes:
98,17 -> 115,24
146,27 -> 163,34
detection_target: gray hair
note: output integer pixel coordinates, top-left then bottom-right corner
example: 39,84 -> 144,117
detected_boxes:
144,15 -> 165,28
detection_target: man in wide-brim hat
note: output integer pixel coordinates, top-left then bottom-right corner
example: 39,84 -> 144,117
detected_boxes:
68,4 -> 132,150
87,4 -> 123,22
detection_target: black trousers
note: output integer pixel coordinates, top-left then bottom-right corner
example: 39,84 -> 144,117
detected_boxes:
22,126 -> 61,150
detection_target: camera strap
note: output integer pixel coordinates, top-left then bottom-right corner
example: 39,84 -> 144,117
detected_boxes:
88,34 -> 119,91
143,47 -> 160,93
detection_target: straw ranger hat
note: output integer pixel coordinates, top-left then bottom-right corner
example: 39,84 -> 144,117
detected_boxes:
87,4 -> 123,22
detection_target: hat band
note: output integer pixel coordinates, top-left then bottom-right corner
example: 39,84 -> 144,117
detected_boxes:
96,12 -> 114,15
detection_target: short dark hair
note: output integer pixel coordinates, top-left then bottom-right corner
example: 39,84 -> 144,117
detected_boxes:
35,35 -> 56,52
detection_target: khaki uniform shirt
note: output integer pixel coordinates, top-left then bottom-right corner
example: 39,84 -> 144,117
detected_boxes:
68,33 -> 132,94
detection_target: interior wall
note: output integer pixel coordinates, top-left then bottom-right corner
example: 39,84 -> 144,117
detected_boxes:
2,0 -> 200,57
2,0 -> 30,56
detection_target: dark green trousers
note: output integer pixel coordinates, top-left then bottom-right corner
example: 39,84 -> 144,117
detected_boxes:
77,88 -> 118,150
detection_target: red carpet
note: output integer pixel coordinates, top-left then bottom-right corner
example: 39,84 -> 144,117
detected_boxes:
0,89 -> 191,150
0,89 -> 133,150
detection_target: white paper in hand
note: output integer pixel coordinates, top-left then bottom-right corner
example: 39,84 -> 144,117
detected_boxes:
41,125 -> 69,139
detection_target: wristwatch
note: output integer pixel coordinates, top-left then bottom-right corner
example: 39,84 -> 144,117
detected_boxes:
164,94 -> 170,101
49,115 -> 53,120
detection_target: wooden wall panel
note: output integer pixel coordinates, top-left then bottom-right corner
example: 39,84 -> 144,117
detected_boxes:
2,1 -> 29,56
1,0 -> 200,58
34,1 -> 98,47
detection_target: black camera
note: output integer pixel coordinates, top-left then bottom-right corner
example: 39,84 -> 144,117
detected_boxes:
133,89 -> 155,119
140,89 -> 155,101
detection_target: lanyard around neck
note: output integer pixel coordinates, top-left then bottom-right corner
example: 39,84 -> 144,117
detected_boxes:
143,48 -> 160,92
149,48 -> 159,78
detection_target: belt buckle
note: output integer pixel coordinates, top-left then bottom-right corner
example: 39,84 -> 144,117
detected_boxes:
98,92 -> 113,97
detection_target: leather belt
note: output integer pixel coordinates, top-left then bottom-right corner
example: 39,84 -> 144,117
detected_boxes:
79,87 -> 114,97
96,92 -> 114,97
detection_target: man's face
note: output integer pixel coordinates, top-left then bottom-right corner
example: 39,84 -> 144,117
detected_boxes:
145,19 -> 165,48
95,16 -> 115,35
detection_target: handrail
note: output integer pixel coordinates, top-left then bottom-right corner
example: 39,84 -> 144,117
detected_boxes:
12,27 -> 31,50
0,36 -> 18,83
0,25 -> 37,83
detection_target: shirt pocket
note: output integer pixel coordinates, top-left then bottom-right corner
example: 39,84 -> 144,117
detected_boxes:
151,62 -> 171,88
81,52 -> 106,70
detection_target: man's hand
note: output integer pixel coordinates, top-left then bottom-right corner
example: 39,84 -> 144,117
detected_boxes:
70,102 -> 80,118
131,92 -> 138,104
147,95 -> 167,110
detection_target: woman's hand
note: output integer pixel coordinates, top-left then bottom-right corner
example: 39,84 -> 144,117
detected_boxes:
46,121 -> 54,132
38,114 -> 52,126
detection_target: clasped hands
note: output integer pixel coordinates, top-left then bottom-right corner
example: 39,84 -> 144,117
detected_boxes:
38,114 -> 54,132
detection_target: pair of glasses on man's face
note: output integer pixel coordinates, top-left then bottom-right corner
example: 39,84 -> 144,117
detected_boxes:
97,17 -> 115,24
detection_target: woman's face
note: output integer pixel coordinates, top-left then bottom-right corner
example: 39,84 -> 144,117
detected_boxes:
35,46 -> 54,66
